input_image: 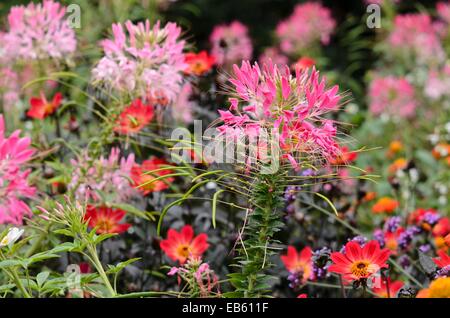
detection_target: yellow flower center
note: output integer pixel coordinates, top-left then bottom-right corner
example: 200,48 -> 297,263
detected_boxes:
177,244 -> 191,259
429,277 -> 450,298
350,261 -> 370,278
0,237 -> 10,246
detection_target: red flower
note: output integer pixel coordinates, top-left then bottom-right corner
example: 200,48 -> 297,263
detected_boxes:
433,217 -> 450,238
433,250 -> 450,269
330,146 -> 358,165
328,240 -> 391,281
84,205 -> 131,234
384,227 -> 405,254
280,246 -> 313,282
445,234 -> 450,247
27,91 -> 62,119
297,293 -> 308,298
372,197 -> 398,214
114,99 -> 154,134
184,51 -> 215,76
372,278 -> 404,298
293,56 -> 315,70
408,208 -> 438,225
160,225 -> 209,264
131,157 -> 174,194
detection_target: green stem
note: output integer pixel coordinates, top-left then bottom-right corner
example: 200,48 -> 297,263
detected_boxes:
25,223 -> 51,258
10,269 -> 31,298
231,173 -> 285,298
87,244 -> 116,297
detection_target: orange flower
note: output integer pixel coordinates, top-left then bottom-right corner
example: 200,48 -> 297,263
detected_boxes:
362,191 -> 377,202
131,157 -> 174,194
184,51 -> 215,76
435,236 -> 448,252
84,205 -> 131,234
387,140 -> 403,158
372,197 -> 399,214
388,158 -> 407,174
280,246 -> 313,283
416,277 -> 450,298
445,233 -> 450,247
432,143 -> 450,160
372,278 -> 404,298
160,225 -> 209,264
27,91 -> 62,119
114,99 -> 154,134
328,240 -> 390,282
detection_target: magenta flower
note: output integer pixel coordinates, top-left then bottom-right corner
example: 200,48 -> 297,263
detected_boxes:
215,61 -> 341,169
68,148 -> 137,203
276,2 -> 335,55
425,64 -> 450,100
209,21 -> 253,67
3,0 -> 76,60
0,115 -> 36,225
92,20 -> 186,105
368,76 -> 417,119
387,14 -> 444,65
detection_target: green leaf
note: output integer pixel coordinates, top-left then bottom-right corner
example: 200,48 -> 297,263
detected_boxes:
36,271 -> 50,288
0,259 -> 23,269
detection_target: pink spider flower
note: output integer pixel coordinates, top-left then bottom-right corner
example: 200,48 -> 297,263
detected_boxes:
215,60 -> 341,170
276,2 -> 335,55
387,14 -> 445,65
3,0 -> 76,60
368,75 -> 417,119
209,21 -> 253,67
92,20 -> 186,105
0,115 -> 36,225
68,148 -> 137,203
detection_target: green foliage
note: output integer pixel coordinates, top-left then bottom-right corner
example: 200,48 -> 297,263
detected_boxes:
227,172 -> 286,298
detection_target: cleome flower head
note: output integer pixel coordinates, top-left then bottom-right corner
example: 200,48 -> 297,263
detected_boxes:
209,21 -> 253,67
368,75 -> 417,119
68,148 -> 136,203
215,60 -> 341,170
3,0 -> 76,61
387,13 -> 444,65
0,115 -> 36,225
92,20 -> 186,105
276,2 -> 335,55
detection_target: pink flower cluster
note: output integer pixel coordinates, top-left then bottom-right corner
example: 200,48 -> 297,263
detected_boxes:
92,20 -> 186,105
216,61 -> 341,169
68,148 -> 137,203
209,21 -> 253,67
368,76 -> 417,119
425,64 -> 450,100
2,0 -> 76,60
276,2 -> 335,55
387,14 -> 444,64
0,115 -> 36,225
